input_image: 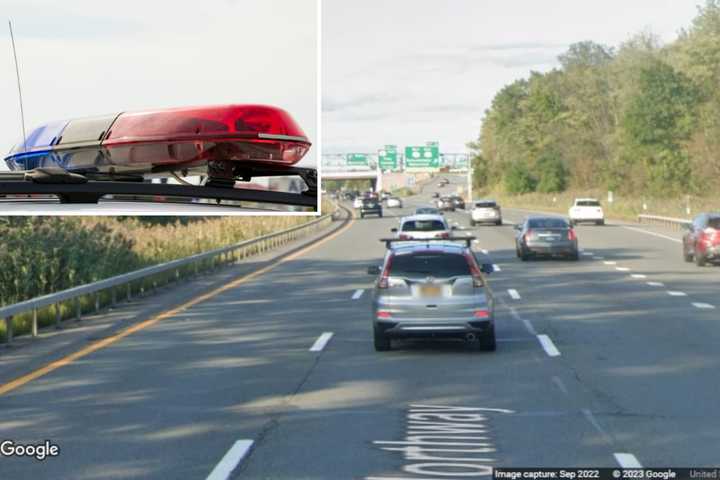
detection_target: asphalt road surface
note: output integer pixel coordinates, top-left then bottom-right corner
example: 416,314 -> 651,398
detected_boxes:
1,175 -> 718,479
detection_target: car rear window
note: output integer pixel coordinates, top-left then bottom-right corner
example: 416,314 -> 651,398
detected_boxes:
401,220 -> 446,232
390,252 -> 471,277
416,208 -> 439,215
363,199 -> 378,206
475,202 -> 496,208
576,200 -> 600,207
528,218 -> 568,229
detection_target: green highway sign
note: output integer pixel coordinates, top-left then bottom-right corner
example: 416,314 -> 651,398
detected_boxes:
378,145 -> 398,171
404,144 -> 440,170
346,153 -> 369,167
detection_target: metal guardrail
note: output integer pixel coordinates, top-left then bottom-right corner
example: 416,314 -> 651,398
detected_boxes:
1,207 -> 339,344
637,214 -> 691,230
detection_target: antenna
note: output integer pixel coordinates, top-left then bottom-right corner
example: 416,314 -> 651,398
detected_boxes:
8,19 -> 27,153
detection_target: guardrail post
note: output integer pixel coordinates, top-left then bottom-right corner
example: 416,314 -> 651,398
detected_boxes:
95,293 -> 101,313
111,288 -> 117,307
127,283 -> 132,301
55,303 -> 62,329
76,298 -> 82,321
5,316 -> 13,344
32,308 -> 38,337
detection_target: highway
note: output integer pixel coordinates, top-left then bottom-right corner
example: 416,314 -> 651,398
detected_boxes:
1,175 -> 718,479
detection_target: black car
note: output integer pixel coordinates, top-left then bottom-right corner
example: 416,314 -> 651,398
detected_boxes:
449,195 -> 465,210
515,216 -> 579,261
682,213 -> 720,266
360,198 -> 383,218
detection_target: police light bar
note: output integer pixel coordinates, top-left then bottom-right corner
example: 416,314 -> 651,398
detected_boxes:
4,105 -> 311,176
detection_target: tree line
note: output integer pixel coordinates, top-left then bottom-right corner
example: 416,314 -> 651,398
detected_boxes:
470,0 -> 720,197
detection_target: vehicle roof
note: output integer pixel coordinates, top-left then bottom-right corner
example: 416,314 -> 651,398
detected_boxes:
574,198 -> 600,202
524,215 -> 569,221
390,242 -> 468,255
400,214 -> 446,223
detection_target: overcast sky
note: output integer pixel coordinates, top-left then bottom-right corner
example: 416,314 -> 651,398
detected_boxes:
1,0 -> 317,170
322,0 -> 701,155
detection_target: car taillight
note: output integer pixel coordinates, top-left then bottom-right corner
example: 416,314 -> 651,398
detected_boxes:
378,255 -> 393,289
399,234 -> 411,240
377,310 -> 392,319
568,229 -> 577,241
524,229 -> 533,242
437,232 -> 450,239
473,309 -> 490,319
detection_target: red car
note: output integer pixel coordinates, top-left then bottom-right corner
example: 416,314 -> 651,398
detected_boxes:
683,213 -> 720,266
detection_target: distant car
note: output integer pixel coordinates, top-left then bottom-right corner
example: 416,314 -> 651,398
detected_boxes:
449,194 -> 465,210
360,197 -> 383,218
569,198 -> 604,225
380,191 -> 391,201
368,239 -> 496,351
386,197 -> 403,208
353,197 -> 364,209
471,200 -> 502,226
393,214 -> 453,240
683,213 -> 720,266
438,178 -> 449,186
415,206 -> 442,216
432,192 -> 440,199
436,196 -> 455,212
515,216 -> 579,261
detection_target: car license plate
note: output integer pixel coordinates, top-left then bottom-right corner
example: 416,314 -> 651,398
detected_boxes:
419,284 -> 442,297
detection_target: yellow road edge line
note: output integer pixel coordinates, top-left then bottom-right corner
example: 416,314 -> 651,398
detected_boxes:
0,212 -> 355,397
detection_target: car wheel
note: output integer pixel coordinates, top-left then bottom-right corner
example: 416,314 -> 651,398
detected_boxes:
360,213 -> 365,218
379,213 -> 383,218
520,250 -> 529,261
683,245 -> 693,262
496,220 -> 502,226
569,251 -> 579,261
695,250 -> 707,267
596,220 -> 604,226
478,326 -> 496,352
373,326 -> 391,351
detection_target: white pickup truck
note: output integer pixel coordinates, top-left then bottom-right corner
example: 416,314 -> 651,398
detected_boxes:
568,198 -> 605,225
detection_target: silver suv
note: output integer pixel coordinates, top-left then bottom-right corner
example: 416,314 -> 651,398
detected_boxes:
368,239 -> 496,352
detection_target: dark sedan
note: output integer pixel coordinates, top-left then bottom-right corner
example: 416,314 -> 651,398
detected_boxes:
449,194 -> 465,210
515,216 -> 579,261
360,198 -> 383,218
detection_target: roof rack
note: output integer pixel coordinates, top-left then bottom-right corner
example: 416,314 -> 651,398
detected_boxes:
379,236 -> 476,249
0,167 -> 316,207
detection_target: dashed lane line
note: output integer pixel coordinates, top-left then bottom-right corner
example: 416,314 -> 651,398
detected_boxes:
508,289 -> 521,300
667,291 -> 687,297
614,453 -> 643,468
537,334 -> 561,357
309,332 -> 334,352
205,440 -> 254,480
693,303 -> 715,310
352,289 -> 365,300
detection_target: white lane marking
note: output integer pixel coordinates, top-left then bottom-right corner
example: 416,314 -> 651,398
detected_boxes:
667,291 -> 687,297
647,282 -> 664,287
537,334 -> 561,357
631,274 -> 647,279
552,376 -> 568,395
615,267 -> 631,272
493,264 -> 501,272
603,261 -> 617,266
309,332 -> 334,352
582,409 -> 614,445
693,303 -> 716,310
593,256 -> 605,260
206,440 -> 254,480
581,252 -> 593,256
481,249 -> 489,255
622,225 -> 682,244
352,289 -> 365,300
501,298 -> 537,335
508,289 -> 521,300
614,453 -> 643,468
